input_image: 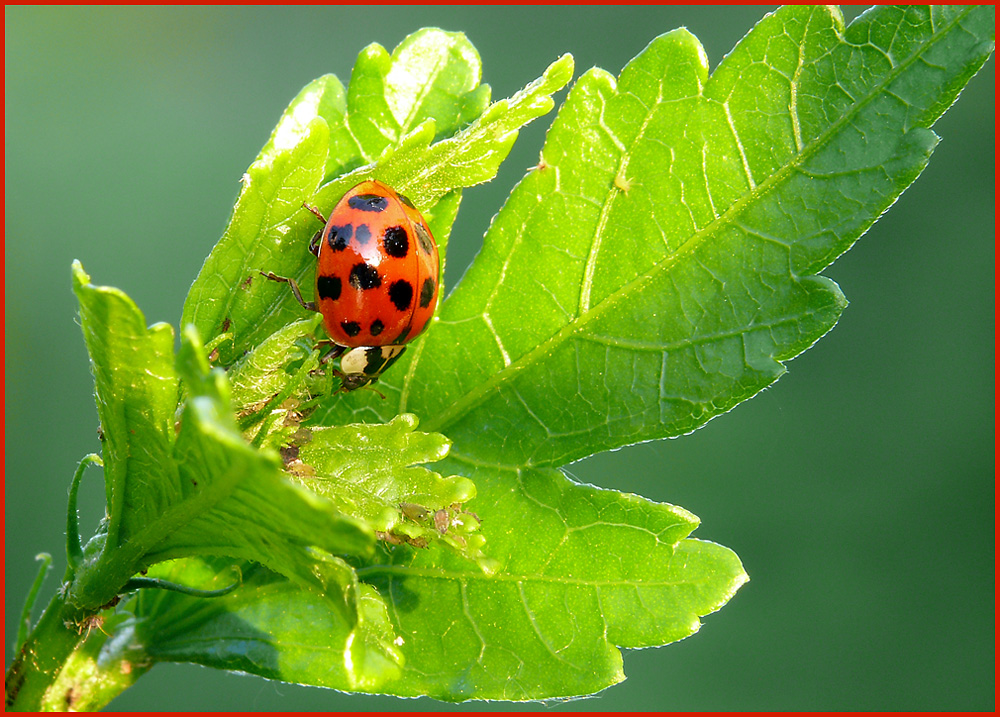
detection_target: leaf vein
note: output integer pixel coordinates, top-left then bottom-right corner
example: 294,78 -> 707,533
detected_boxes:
424,7 -> 972,438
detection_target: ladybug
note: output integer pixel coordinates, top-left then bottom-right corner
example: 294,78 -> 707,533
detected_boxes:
262,180 -> 440,392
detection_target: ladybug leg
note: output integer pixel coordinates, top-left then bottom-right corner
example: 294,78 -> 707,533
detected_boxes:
317,342 -> 346,365
308,231 -> 322,258
362,384 -> 388,401
259,272 -> 318,312
302,202 -> 327,225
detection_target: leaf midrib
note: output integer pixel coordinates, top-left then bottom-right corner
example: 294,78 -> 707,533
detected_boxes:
421,6 -> 964,438
356,559 -> 715,589
190,159 -> 307,349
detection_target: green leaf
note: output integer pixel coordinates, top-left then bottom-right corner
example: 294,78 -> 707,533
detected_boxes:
350,51 -> 574,210
148,327 -> 375,610
292,5 -> 992,701
298,52 -> 574,232
252,51 -> 572,365
58,7 -> 993,707
259,73 -> 355,179
128,468 -> 742,701
224,315 -> 325,446
125,558 -> 404,692
294,415 -> 469,521
293,414 -> 488,567
317,6 -> 995,468
181,30 -> 487,364
70,263 -> 376,616
226,315 -> 322,411
346,29 -> 491,161
180,117 -> 330,367
358,464 -> 746,701
112,414 -> 493,693
72,260 -> 178,557
181,33 -> 569,373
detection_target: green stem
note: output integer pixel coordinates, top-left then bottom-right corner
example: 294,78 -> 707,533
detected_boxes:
67,454 -> 102,570
121,566 -> 242,597
39,617 -> 150,712
5,591 -> 88,711
4,590 -> 148,712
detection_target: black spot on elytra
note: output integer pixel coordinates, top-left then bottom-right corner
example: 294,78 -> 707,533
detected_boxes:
348,194 -> 389,212
317,275 -> 342,301
327,224 -> 351,251
388,280 -> 414,311
370,319 -> 384,336
341,321 -> 361,337
354,223 -> 372,245
383,226 -> 409,257
413,223 -> 434,255
419,277 -> 436,308
349,263 -> 381,290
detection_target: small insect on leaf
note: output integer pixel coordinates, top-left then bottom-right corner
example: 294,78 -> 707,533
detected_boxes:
263,180 -> 441,392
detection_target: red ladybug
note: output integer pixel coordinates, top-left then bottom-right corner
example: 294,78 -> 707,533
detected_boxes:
263,180 -> 440,391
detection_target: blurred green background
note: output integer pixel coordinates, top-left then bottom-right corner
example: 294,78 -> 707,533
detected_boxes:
5,5 -> 994,711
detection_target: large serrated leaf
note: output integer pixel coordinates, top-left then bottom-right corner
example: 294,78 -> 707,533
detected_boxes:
353,464 -> 745,701
50,7 -> 992,709
284,5 -> 993,702
129,466 -> 744,701
315,6 -> 994,471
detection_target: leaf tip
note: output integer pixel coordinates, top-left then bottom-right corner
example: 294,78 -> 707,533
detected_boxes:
547,53 -> 575,86
70,259 -> 90,290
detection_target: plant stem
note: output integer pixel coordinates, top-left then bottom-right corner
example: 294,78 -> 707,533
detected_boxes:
5,589 -> 148,712
5,590 -> 88,711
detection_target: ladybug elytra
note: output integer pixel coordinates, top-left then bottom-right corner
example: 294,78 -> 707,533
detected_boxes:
263,180 -> 440,392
